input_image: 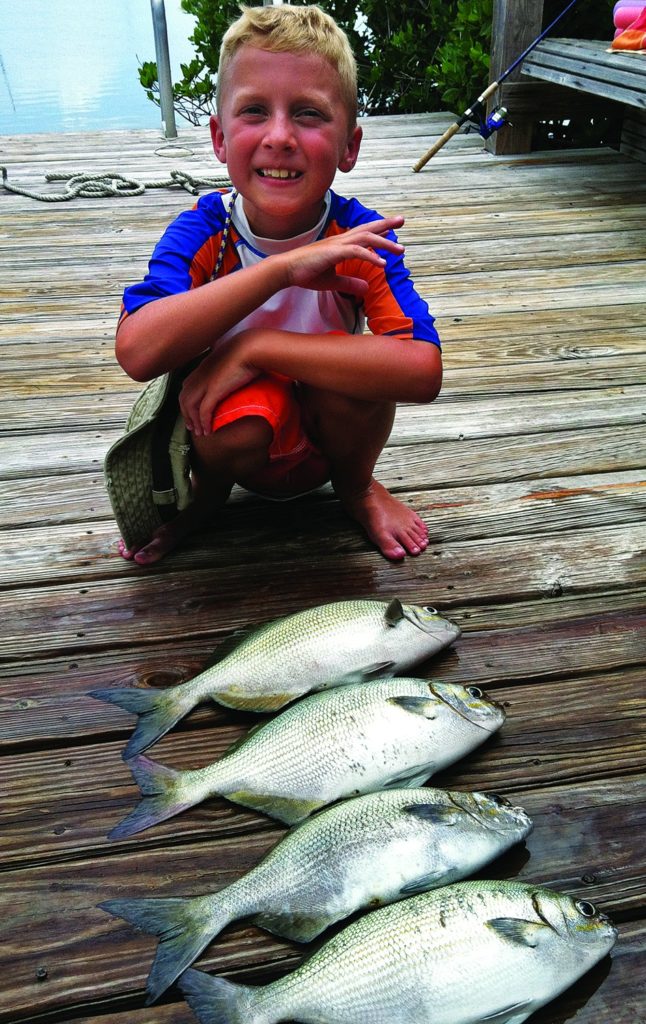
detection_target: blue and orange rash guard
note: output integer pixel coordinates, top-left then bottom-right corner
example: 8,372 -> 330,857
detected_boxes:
119,188 -> 441,348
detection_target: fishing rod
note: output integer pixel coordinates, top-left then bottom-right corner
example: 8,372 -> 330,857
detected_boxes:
412,0 -> 580,172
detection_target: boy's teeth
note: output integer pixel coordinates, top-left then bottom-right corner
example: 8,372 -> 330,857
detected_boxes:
261,169 -> 299,179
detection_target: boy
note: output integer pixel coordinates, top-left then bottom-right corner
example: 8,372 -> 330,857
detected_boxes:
115,3 -> 442,565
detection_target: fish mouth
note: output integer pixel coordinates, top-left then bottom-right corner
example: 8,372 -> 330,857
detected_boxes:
406,605 -> 461,641
429,683 -> 505,731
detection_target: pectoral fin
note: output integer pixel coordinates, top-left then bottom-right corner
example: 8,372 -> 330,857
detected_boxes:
227,790 -> 324,825
388,696 -> 437,719
255,910 -> 331,944
479,1001 -> 533,1023
383,763 -> 434,788
487,918 -> 552,948
336,661 -> 397,685
399,870 -> 451,895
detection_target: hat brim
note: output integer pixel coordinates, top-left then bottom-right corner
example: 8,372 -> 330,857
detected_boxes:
104,371 -> 192,552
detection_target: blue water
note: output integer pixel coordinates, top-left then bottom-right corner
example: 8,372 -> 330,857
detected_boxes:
0,0 -> 200,134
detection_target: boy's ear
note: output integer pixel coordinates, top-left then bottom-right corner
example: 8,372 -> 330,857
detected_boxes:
338,125 -> 362,174
210,115 -> 227,164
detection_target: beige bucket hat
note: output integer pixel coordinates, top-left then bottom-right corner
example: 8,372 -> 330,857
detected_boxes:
104,369 -> 193,552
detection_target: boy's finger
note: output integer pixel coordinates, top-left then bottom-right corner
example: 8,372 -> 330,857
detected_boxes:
331,274 -> 369,297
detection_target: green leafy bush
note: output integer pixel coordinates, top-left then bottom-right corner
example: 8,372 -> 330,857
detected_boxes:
139,0 -> 619,150
139,0 -> 495,122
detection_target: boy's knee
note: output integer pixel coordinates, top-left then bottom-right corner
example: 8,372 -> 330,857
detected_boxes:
303,386 -> 394,429
217,414 -> 274,452
193,415 -> 274,475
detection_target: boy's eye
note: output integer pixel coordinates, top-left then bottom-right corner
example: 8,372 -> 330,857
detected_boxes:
297,108 -> 324,121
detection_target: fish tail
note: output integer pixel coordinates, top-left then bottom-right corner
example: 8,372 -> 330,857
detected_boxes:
109,755 -> 203,840
178,968 -> 269,1024
88,686 -> 196,758
99,894 -> 236,1003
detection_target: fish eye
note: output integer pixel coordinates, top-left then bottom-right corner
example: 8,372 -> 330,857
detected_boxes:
575,900 -> 597,918
490,793 -> 511,807
423,605 -> 437,614
466,686 -> 483,699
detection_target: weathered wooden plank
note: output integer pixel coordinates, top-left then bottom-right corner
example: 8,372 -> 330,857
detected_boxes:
2,673 -> 645,869
0,522 -> 643,660
0,775 -> 643,1023
2,470 -> 643,555
523,39 -> 646,109
2,415 -> 644,488
2,355 -> 645,408
2,374 -> 646,438
1,619 -> 643,751
2,474 -> 646,587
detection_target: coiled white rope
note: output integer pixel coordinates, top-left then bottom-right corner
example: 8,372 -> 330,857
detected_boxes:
1,167 -> 231,201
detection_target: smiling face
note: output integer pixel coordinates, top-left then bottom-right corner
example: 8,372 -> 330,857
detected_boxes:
210,46 -> 362,239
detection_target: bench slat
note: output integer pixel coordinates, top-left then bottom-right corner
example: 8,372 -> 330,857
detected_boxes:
523,38 -> 646,109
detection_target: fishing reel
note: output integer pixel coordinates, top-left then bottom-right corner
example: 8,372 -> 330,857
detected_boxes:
463,99 -> 510,140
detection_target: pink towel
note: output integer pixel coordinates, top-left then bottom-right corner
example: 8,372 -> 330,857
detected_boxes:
612,5 -> 646,48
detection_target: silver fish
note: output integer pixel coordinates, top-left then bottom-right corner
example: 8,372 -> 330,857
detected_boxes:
178,880 -> 617,1024
109,680 -> 504,839
100,788 -> 532,1003
90,598 -> 460,758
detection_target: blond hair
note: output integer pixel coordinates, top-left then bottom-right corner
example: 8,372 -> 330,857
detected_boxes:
217,4 -> 358,125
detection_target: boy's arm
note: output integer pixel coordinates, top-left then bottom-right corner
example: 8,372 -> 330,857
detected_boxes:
116,216 -> 407,383
180,328 -> 443,437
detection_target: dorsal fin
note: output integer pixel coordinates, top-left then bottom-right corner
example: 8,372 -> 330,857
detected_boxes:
384,598 -> 405,626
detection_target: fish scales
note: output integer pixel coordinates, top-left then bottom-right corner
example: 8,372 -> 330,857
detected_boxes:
89,598 -> 460,757
178,881 -> 617,1024
100,789 -> 532,1003
109,680 -> 504,838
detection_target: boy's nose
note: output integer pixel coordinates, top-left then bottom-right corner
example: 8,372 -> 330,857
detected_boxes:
262,114 -> 296,149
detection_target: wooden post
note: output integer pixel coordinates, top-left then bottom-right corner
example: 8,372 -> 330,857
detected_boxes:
486,0 -> 545,155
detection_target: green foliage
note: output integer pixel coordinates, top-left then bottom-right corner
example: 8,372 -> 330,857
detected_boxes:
139,0 -> 613,132
138,0 -> 497,122
429,0 -> 493,112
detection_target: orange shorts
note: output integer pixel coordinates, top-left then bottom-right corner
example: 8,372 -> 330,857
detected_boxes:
211,373 -> 330,498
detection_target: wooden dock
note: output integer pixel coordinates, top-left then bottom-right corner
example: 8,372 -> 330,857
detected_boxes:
1,113 -> 645,1022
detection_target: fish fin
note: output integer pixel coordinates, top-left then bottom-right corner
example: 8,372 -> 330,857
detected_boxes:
99,895 -> 231,1004
177,968 -> 260,1024
486,917 -> 552,948
384,597 -> 405,626
108,756 -> 196,840
227,790 -> 324,825
399,870 -> 452,895
219,720 -> 269,758
320,661 -> 396,687
254,910 -> 329,943
478,1001 -> 533,1023
403,803 -> 463,825
201,628 -> 255,668
88,686 -> 194,759
388,695 -> 437,719
383,763 -> 434,788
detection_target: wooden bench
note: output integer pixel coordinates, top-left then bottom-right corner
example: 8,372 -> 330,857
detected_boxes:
523,38 -> 646,162
487,0 -> 646,162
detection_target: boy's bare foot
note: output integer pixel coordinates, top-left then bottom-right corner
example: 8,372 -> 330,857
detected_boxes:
337,478 -> 429,561
117,499 -> 217,566
118,523 -> 184,566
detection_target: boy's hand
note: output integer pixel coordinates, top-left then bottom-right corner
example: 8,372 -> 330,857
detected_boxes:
281,215 -> 406,297
179,336 -> 258,437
